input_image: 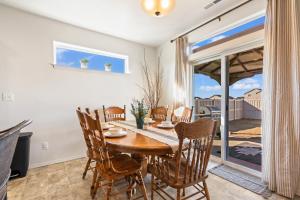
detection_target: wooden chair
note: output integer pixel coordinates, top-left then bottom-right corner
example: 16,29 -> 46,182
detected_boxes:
148,119 -> 217,200
76,107 -> 95,180
151,106 -> 168,121
172,106 -> 194,124
84,110 -> 148,200
103,105 -> 126,122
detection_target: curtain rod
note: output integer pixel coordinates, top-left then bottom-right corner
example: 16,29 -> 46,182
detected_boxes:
170,0 -> 254,43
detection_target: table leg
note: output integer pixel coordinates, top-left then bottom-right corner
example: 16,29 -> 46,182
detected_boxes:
131,153 -> 148,177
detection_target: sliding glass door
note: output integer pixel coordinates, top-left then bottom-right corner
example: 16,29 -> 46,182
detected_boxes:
227,47 -> 263,171
193,58 -> 223,159
192,46 -> 263,174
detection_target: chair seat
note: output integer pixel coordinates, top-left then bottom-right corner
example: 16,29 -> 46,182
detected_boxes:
148,155 -> 207,188
99,154 -> 142,180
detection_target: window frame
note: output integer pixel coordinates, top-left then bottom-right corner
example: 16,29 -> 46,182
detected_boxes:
191,12 -> 265,53
53,41 -> 130,74
192,24 -> 264,53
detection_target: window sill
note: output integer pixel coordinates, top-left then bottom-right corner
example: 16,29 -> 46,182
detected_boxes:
51,64 -> 131,75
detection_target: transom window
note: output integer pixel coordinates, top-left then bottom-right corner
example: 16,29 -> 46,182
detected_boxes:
53,41 -> 129,74
192,16 -> 265,52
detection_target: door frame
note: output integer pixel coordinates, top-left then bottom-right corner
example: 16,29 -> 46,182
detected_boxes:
191,40 -> 264,177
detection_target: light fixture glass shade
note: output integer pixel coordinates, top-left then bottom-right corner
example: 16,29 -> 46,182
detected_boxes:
141,0 -> 175,17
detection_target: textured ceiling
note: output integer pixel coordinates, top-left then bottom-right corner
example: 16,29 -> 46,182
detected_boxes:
0,0 -> 245,46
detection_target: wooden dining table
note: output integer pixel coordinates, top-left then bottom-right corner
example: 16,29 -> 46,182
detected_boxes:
104,121 -> 176,176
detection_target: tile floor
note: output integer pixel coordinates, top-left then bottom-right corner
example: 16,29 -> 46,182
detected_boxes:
7,158 -> 295,200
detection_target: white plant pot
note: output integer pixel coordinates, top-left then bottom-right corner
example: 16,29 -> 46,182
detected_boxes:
104,65 -> 112,72
80,62 -> 88,69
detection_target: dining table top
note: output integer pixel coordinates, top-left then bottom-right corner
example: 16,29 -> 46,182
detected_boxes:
104,121 -> 175,155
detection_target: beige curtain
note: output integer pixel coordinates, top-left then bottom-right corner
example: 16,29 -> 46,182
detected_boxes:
174,36 -> 190,108
262,0 -> 300,198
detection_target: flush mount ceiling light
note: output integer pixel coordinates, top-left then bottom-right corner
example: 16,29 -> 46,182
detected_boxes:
141,0 -> 176,17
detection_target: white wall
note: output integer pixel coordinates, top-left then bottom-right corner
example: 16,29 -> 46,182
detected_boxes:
0,5 -> 157,168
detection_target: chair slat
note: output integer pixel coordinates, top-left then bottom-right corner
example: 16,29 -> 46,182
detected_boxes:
172,106 -> 194,124
184,140 -> 192,184
151,107 -> 168,121
103,105 -> 126,122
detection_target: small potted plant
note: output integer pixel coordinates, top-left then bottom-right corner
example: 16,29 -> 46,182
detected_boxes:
104,63 -> 112,72
130,99 -> 148,129
80,58 -> 89,69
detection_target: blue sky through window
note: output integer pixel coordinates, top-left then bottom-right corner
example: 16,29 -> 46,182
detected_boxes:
194,73 -> 262,98
56,47 -> 126,73
192,16 -> 265,99
192,16 -> 265,50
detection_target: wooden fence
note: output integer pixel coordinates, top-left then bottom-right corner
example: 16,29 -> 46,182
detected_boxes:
194,98 -> 261,121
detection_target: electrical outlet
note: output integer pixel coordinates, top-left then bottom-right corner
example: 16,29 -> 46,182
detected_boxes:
41,142 -> 49,150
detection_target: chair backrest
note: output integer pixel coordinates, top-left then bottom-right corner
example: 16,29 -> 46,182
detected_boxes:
172,106 -> 194,123
103,105 -> 126,122
0,120 -> 32,200
151,106 -> 168,121
174,119 -> 217,185
76,107 -> 93,157
83,110 -> 112,172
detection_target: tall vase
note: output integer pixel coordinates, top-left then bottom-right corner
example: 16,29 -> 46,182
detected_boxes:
136,118 -> 144,129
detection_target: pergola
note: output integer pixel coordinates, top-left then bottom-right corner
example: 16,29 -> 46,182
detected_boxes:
194,46 -> 264,85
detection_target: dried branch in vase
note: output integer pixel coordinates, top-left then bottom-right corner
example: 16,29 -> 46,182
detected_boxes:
139,50 -> 164,110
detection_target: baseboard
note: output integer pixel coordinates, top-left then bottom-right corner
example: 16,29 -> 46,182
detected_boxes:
29,153 -> 86,169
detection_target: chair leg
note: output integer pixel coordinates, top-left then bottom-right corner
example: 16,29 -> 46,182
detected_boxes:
106,180 -> 113,200
82,158 -> 91,179
126,176 -> 135,200
127,189 -> 133,200
176,189 -> 181,200
182,188 -> 185,197
92,171 -> 101,199
136,172 -> 148,200
203,180 -> 210,200
151,174 -> 154,200
91,169 -> 98,195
